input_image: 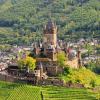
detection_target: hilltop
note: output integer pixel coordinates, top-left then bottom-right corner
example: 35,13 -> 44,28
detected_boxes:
0,0 -> 100,45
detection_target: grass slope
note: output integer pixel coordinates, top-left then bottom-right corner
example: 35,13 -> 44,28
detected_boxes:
0,81 -> 100,100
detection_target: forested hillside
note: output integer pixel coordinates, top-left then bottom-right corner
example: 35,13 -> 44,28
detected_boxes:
0,0 -> 100,45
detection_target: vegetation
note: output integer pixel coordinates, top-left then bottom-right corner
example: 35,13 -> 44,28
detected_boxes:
0,81 -> 41,100
96,75 -> 100,86
18,56 -> 36,71
84,43 -> 94,56
86,60 -> 100,74
0,44 -> 12,51
57,51 -> 67,67
60,67 -> 98,88
96,45 -> 100,55
0,81 -> 99,100
42,86 -> 100,100
0,0 -> 99,45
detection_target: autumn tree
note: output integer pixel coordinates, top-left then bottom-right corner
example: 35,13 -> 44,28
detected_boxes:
18,56 -> 36,72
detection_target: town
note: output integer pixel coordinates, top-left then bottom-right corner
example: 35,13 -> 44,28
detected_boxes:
0,0 -> 100,100
0,20 -> 100,87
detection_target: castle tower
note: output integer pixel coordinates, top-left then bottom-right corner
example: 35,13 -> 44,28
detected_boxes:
43,20 -> 57,61
43,20 -> 57,47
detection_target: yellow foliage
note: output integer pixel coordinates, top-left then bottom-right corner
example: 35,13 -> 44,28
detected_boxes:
63,67 -> 97,87
18,56 -> 36,71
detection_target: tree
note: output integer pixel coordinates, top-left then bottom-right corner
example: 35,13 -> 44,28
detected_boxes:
86,60 -> 100,74
18,56 -> 36,71
57,51 -> 67,67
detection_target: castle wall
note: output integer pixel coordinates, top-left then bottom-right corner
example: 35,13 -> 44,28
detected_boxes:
66,58 -> 79,69
36,61 -> 63,76
45,66 -> 63,76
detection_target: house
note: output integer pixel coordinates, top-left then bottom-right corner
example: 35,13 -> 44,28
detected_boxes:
0,63 -> 8,71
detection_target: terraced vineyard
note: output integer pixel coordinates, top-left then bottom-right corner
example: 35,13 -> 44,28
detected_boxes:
0,81 -> 99,100
42,86 -> 99,100
0,81 -> 41,100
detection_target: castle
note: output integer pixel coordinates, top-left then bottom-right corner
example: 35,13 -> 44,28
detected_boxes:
33,20 -> 82,76
0,20 -> 83,85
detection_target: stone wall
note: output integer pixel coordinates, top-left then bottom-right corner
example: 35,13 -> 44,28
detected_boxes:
0,74 -> 16,82
0,73 -> 84,88
45,66 -> 63,76
66,82 -> 84,88
38,78 -> 64,86
0,73 -> 35,84
66,58 -> 79,69
37,61 -> 63,76
38,78 -> 84,88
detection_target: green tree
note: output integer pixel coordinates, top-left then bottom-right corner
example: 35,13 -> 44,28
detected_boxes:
57,51 -> 67,67
86,59 -> 100,74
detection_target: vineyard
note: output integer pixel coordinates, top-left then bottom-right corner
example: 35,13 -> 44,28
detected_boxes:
42,86 -> 99,100
0,81 -> 41,100
0,81 -> 99,100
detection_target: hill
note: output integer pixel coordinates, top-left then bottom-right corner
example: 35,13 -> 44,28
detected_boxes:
0,0 -> 100,45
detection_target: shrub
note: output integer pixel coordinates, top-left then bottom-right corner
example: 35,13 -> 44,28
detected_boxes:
63,67 -> 73,75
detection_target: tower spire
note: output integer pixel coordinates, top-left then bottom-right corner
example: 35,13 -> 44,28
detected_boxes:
49,11 -> 52,20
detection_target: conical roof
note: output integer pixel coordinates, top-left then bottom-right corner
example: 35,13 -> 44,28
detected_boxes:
46,19 -> 55,29
43,19 -> 57,34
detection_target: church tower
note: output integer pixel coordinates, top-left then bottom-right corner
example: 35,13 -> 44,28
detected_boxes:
43,20 -> 57,61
